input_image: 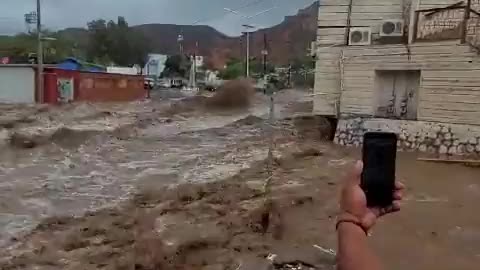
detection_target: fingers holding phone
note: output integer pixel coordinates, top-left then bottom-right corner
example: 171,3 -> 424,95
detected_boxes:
339,132 -> 406,233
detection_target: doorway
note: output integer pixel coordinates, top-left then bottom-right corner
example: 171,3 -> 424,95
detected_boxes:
57,78 -> 74,103
374,70 -> 420,120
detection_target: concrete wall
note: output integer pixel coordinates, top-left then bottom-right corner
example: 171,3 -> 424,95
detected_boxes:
335,117 -> 480,156
0,66 -> 36,103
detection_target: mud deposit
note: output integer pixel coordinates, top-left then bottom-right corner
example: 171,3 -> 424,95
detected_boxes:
0,146 -> 338,270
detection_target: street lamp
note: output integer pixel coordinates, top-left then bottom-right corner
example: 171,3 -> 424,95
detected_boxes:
177,33 -> 184,54
36,0 -> 44,103
242,24 -> 255,78
223,6 -> 276,78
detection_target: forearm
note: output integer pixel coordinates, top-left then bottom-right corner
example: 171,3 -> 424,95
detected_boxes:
337,223 -> 383,270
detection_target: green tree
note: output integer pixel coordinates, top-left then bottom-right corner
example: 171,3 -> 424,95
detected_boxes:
0,30 -> 75,64
86,19 -> 111,64
161,54 -> 191,78
218,58 -> 244,80
249,58 -> 275,75
86,17 -> 150,67
1,17 -> 149,67
128,29 -> 151,69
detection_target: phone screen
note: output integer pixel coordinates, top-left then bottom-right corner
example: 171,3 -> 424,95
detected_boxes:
361,132 -> 397,207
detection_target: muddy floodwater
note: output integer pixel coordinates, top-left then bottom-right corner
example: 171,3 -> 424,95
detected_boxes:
0,90 -> 310,245
0,90 -> 479,270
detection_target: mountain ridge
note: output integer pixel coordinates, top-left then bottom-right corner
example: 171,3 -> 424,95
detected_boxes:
59,1 -> 319,69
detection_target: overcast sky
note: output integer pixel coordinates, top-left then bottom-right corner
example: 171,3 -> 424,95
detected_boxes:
0,0 -> 317,36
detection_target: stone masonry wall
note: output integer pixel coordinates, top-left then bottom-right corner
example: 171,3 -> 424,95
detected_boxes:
334,118 -> 480,156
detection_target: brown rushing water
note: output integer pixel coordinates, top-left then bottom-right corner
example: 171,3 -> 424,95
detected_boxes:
0,90 -> 311,247
0,90 -> 479,270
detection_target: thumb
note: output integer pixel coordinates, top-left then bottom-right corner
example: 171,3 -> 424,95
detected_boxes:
348,160 -> 363,185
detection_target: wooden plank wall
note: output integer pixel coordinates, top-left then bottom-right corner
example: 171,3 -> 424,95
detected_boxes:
340,41 -> 480,125
351,0 -> 404,36
314,47 -> 342,115
318,0 -> 405,30
315,0 -> 406,115
314,0 -> 480,122
318,0 -> 349,29
315,0 -> 349,115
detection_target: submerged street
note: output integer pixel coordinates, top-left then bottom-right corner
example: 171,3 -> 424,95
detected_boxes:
0,90 -> 478,270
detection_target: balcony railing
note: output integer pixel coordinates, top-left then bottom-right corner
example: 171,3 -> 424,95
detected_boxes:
413,0 -> 480,45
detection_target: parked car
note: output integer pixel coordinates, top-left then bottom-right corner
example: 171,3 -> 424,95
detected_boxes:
170,79 -> 184,88
158,78 -> 171,88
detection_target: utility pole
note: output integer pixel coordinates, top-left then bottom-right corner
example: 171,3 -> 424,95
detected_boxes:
261,33 -> 269,94
177,31 -> 184,54
243,24 -> 255,78
192,41 -> 198,89
286,60 -> 292,88
246,31 -> 250,77
287,39 -> 292,88
36,0 -> 44,103
222,6 -> 275,78
262,33 -> 268,75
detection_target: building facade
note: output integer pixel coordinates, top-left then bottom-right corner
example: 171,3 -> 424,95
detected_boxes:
144,54 -> 168,78
44,68 -> 146,104
0,65 -> 36,103
314,0 -> 480,156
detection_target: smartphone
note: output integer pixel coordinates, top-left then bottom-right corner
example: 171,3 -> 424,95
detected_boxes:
361,132 -> 397,208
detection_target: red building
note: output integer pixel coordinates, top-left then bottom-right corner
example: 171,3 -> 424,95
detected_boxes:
43,68 -> 146,104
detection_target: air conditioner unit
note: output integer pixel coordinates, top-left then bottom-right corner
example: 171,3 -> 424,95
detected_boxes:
349,27 -> 372,46
380,19 -> 404,37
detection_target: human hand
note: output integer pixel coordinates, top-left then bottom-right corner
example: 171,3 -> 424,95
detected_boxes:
339,161 -> 405,233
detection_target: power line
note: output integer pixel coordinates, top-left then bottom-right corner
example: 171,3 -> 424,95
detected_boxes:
0,18 -> 22,23
191,0 -> 270,25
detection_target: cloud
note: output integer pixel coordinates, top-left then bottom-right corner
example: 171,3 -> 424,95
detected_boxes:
0,0 -> 317,36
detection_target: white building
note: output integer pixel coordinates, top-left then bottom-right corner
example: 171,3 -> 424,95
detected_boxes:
107,66 -> 141,75
194,55 -> 204,68
144,54 -> 168,78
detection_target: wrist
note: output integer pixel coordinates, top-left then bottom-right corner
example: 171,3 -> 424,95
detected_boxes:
336,213 -> 369,235
337,221 -> 366,235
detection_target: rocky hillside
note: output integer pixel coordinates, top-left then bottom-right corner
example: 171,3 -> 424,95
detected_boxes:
58,1 -> 319,69
135,1 -> 319,68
